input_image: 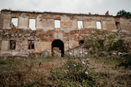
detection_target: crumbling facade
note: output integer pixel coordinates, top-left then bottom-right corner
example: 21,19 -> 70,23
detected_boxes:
0,9 -> 131,57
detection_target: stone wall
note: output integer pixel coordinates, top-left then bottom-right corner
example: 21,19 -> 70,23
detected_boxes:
66,45 -> 87,57
0,12 -> 1,29
120,17 -> 131,33
0,9 -> 131,57
0,13 -> 2,54
1,10 -> 118,32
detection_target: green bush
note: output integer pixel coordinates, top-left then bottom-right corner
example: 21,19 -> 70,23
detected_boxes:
119,54 -> 131,68
84,29 -> 128,55
108,40 -> 127,52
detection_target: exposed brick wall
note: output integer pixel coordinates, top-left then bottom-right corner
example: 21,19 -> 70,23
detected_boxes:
0,13 -> 2,52
0,9 -> 131,57
0,13 -> 1,29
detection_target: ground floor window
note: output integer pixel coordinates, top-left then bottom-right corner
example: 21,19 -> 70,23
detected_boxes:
28,40 -> 35,49
79,40 -> 84,45
10,40 -> 16,50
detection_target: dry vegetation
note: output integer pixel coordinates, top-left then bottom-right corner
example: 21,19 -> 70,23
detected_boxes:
89,57 -> 131,87
0,55 -> 130,87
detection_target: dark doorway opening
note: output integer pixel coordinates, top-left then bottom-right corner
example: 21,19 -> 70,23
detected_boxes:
52,39 -> 64,57
79,40 -> 84,45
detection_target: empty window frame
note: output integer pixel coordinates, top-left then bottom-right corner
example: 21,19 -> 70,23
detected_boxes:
96,21 -> 102,29
115,22 -> 121,29
11,18 -> 18,27
78,21 -> 83,29
55,20 -> 60,28
10,40 -> 16,50
28,40 -> 35,49
29,19 -> 36,30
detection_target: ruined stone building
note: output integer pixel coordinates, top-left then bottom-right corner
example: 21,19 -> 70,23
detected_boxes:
0,9 -> 131,57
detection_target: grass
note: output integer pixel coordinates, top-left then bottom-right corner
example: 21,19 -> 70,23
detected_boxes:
89,57 -> 131,87
0,59 -> 24,71
0,56 -> 131,87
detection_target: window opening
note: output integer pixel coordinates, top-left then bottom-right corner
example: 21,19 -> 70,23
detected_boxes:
29,19 -> 36,30
96,21 -> 102,29
55,20 -> 60,28
79,40 -> 84,45
78,21 -> 83,29
115,22 -> 121,29
28,40 -> 35,49
11,18 -> 18,27
10,40 -> 16,50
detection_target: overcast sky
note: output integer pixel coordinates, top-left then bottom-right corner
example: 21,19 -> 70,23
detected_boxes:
0,0 -> 131,15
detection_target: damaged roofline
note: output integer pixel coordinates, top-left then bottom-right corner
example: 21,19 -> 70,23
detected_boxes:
1,9 -> 114,17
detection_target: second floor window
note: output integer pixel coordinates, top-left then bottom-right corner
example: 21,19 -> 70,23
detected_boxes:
55,20 -> 60,28
78,21 -> 83,29
11,18 -> 18,27
29,19 -> 36,30
96,21 -> 102,29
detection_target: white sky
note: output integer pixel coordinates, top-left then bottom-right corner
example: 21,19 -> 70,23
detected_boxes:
0,0 -> 131,15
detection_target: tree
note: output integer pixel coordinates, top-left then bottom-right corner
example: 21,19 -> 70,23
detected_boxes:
117,10 -> 131,16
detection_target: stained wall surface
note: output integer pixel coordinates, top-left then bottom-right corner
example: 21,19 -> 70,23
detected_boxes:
0,9 -> 131,57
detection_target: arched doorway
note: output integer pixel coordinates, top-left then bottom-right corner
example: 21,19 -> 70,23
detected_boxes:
52,39 -> 64,57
